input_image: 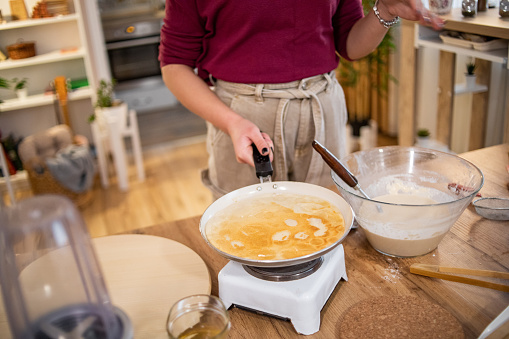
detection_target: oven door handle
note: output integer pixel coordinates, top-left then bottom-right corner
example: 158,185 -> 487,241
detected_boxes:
106,36 -> 160,50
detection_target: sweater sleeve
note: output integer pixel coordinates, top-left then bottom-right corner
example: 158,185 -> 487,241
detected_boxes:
333,0 -> 365,61
159,0 -> 205,68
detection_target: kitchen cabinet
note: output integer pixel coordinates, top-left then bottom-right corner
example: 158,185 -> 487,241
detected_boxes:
398,9 -> 509,150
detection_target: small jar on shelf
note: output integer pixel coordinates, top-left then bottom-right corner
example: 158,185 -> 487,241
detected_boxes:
462,0 -> 478,16
500,0 -> 509,17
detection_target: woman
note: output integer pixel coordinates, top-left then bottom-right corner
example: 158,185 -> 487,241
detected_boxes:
159,0 -> 443,199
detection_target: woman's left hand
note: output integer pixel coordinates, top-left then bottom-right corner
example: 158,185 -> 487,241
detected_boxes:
376,0 -> 445,30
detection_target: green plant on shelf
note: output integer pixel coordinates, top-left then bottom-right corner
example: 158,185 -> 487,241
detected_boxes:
417,128 -> 430,137
11,78 -> 28,90
0,77 -> 8,104
0,77 -> 10,90
466,62 -> 476,76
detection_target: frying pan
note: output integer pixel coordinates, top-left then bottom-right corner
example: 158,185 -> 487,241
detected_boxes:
199,181 -> 354,268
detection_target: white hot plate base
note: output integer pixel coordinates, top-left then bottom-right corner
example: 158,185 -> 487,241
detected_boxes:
218,245 -> 347,335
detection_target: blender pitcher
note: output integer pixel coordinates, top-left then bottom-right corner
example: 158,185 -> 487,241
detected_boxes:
0,195 -> 132,339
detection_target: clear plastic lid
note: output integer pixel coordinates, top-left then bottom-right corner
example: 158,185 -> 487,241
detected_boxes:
0,195 -> 123,338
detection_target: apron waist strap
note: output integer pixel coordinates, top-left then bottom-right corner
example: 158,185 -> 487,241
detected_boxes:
216,72 -> 333,100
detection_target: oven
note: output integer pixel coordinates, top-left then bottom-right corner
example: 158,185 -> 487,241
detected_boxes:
101,12 -> 178,113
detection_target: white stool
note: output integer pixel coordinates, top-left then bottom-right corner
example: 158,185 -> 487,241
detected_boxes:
91,107 -> 145,191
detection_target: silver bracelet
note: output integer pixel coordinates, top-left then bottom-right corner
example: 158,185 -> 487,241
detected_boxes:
373,0 -> 399,29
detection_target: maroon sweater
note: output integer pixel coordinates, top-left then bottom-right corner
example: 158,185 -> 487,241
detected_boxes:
159,0 -> 364,84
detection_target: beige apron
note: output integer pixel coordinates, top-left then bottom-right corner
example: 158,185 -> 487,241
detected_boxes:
202,71 -> 348,200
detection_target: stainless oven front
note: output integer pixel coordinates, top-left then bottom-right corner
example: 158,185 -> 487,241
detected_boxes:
102,15 -> 177,113
106,34 -> 161,82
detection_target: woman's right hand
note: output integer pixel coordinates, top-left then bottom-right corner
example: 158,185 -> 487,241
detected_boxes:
227,116 -> 274,167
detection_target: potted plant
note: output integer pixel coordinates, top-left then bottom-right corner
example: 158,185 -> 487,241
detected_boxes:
416,128 -> 431,147
95,79 -> 117,109
0,77 -> 9,103
0,77 -> 9,90
89,79 -> 127,127
417,128 -> 430,138
11,77 -> 28,99
465,62 -> 477,89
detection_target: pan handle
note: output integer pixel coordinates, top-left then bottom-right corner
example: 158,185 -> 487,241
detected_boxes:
252,143 -> 273,180
312,140 -> 358,188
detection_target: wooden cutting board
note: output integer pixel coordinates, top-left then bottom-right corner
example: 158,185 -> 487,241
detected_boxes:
0,234 -> 211,339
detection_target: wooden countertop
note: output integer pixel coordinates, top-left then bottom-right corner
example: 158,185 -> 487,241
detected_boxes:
0,146 -> 506,338
123,144 -> 509,338
441,7 -> 509,39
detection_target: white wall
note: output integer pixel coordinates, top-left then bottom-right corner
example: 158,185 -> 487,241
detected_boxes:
80,0 -> 111,89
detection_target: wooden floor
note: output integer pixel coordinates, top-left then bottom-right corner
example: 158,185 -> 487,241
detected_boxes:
81,136 -> 212,238
3,131 -> 397,239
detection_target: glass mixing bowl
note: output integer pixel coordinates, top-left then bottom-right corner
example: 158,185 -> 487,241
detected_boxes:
332,146 -> 484,257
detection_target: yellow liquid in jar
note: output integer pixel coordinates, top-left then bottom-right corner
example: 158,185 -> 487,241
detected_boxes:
177,326 -> 226,339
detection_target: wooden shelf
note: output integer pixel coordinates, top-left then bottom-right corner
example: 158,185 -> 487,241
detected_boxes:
440,7 -> 509,40
0,48 -> 85,70
417,25 -> 508,64
0,87 -> 93,112
0,14 -> 78,31
417,37 -> 508,64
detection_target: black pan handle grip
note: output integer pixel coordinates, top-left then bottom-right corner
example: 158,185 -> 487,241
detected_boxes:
312,140 -> 358,188
252,143 -> 273,179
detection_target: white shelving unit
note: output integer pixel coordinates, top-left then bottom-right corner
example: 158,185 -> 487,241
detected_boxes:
0,0 -> 98,194
0,1 -> 96,110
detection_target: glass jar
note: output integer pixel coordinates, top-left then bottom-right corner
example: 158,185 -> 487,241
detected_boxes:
462,0 -> 478,16
167,295 -> 230,339
500,0 -> 509,17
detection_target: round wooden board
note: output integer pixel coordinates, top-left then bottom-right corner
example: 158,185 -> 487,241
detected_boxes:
0,234 -> 211,339
93,234 -> 211,338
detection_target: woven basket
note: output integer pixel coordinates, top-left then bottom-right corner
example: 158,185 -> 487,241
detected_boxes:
25,164 -> 93,208
7,40 -> 36,60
